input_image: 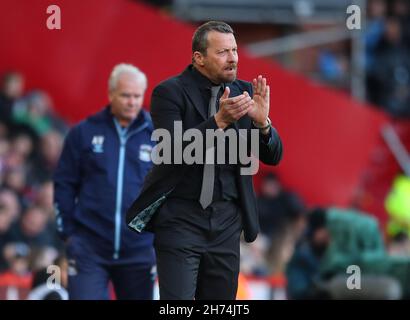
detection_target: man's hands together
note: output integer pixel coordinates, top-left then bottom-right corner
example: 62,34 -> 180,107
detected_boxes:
214,75 -> 270,134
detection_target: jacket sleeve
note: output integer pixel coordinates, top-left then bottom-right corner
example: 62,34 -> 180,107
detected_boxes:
247,83 -> 283,166
254,125 -> 283,165
53,125 -> 82,240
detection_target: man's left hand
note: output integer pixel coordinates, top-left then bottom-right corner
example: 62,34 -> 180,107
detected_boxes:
248,75 -> 270,128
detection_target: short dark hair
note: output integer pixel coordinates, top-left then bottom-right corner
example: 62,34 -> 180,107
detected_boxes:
306,207 -> 327,238
192,21 -> 234,57
1,71 -> 22,89
263,172 -> 278,182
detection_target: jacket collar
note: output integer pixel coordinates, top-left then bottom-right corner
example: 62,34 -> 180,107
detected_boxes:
91,105 -> 153,132
179,65 -> 228,120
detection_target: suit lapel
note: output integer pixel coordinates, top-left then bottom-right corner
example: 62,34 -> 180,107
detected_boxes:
180,68 -> 208,120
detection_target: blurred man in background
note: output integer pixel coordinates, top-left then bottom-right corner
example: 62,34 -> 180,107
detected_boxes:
257,173 -> 306,275
54,63 -> 156,300
0,72 -> 24,127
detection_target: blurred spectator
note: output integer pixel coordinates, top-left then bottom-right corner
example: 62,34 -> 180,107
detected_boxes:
286,207 -> 331,299
10,132 -> 34,160
29,247 -> 59,272
2,162 -> 34,210
40,131 -> 63,167
240,235 -> 270,276
0,202 -> 14,271
365,0 -> 387,71
3,166 -> 28,195
0,137 -> 10,185
0,121 -> 8,138
286,208 -> 402,300
0,243 -> 32,300
34,180 -> 54,219
317,46 -> 349,88
367,17 -> 410,117
33,130 -> 64,182
0,72 -> 24,127
12,90 -> 67,136
0,188 -> 21,222
2,243 -> 31,276
392,0 -> 410,47
387,232 -> 410,256
257,173 -> 306,274
258,173 -> 305,237
0,141 -> 8,184
385,174 -> 410,237
27,254 -> 68,300
3,130 -> 38,190
6,206 -> 59,251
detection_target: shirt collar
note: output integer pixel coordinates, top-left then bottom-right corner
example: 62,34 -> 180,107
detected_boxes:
190,65 -> 226,92
107,105 -> 146,131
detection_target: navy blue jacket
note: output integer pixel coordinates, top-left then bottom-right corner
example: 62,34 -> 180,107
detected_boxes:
53,106 -> 155,264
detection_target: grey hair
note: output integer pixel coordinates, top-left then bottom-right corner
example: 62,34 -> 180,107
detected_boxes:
108,63 -> 147,92
192,21 -> 234,62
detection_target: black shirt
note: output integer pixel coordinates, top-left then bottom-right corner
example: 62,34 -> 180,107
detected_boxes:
169,66 -> 239,202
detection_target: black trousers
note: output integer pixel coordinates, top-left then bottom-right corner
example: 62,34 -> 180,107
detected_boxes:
153,198 -> 242,300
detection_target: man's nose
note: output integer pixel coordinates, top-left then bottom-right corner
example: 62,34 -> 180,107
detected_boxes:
227,51 -> 237,63
128,97 -> 136,106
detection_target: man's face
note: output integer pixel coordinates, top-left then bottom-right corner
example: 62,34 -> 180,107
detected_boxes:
3,74 -> 24,99
199,31 -> 238,84
109,73 -> 145,126
261,179 -> 281,198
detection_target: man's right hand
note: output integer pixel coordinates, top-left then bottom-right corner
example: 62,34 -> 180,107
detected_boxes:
214,87 -> 254,129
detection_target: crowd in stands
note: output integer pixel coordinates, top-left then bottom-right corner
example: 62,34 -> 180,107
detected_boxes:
322,0 -> 410,118
0,71 -> 67,299
366,0 -> 410,118
240,174 -> 410,300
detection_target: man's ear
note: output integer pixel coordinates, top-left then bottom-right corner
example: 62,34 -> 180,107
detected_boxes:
193,51 -> 205,66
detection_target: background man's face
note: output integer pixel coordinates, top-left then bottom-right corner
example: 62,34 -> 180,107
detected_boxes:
109,73 -> 145,126
202,31 -> 238,83
3,74 -> 24,99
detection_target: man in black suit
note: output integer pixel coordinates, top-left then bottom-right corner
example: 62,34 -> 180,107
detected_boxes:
126,21 -> 283,299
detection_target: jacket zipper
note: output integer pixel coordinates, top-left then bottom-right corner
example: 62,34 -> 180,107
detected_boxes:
113,120 -> 149,259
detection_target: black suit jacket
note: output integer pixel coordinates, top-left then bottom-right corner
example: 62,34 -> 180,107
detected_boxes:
126,65 -> 283,242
